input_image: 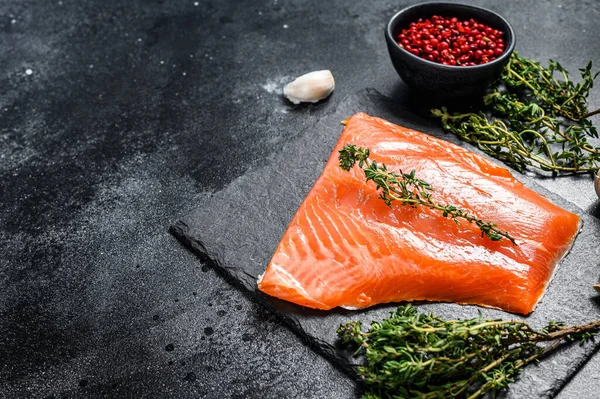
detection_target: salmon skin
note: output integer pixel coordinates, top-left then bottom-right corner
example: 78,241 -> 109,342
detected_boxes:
257,113 -> 581,315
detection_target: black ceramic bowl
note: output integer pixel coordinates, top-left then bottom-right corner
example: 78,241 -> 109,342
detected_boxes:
385,2 -> 515,100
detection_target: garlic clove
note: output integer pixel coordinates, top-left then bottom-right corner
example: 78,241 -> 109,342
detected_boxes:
283,70 -> 335,104
595,172 -> 600,199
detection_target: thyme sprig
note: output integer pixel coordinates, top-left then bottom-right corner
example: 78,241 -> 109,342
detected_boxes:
432,52 -> 600,175
432,107 -> 600,173
338,304 -> 600,399
487,90 -> 600,170
339,144 -> 515,244
501,52 -> 599,121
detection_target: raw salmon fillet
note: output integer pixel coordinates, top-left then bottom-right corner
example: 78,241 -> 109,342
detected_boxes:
257,113 -> 581,314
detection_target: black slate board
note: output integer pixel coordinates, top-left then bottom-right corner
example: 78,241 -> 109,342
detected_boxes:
171,90 -> 600,398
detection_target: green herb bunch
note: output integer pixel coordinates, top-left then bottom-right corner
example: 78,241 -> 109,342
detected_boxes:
339,144 -> 515,244
432,52 -> 600,174
338,304 -> 600,399
502,53 -> 598,121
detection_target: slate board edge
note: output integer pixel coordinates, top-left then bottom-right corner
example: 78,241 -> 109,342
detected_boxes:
548,346 -> 600,399
169,221 -> 358,377
169,220 -> 600,399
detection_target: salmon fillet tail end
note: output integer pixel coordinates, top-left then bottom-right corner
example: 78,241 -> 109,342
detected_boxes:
257,113 -> 581,315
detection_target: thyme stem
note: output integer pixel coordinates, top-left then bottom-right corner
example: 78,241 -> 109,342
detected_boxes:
580,108 -> 600,120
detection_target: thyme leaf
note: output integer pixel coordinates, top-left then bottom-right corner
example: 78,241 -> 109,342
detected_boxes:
338,304 -> 600,399
338,144 -> 516,244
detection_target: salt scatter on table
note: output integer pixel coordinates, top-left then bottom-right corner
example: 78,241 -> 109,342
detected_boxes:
262,82 -> 279,94
261,76 -> 290,95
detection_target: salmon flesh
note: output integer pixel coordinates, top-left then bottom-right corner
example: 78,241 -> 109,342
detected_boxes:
257,113 -> 581,315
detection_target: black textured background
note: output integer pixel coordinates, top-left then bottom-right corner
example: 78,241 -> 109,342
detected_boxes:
1,0 -> 599,398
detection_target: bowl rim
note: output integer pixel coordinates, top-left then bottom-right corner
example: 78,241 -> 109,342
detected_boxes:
385,2 -> 516,70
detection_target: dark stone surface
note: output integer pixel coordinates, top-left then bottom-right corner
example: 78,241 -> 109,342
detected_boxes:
1,0 -> 599,398
172,89 -> 600,398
